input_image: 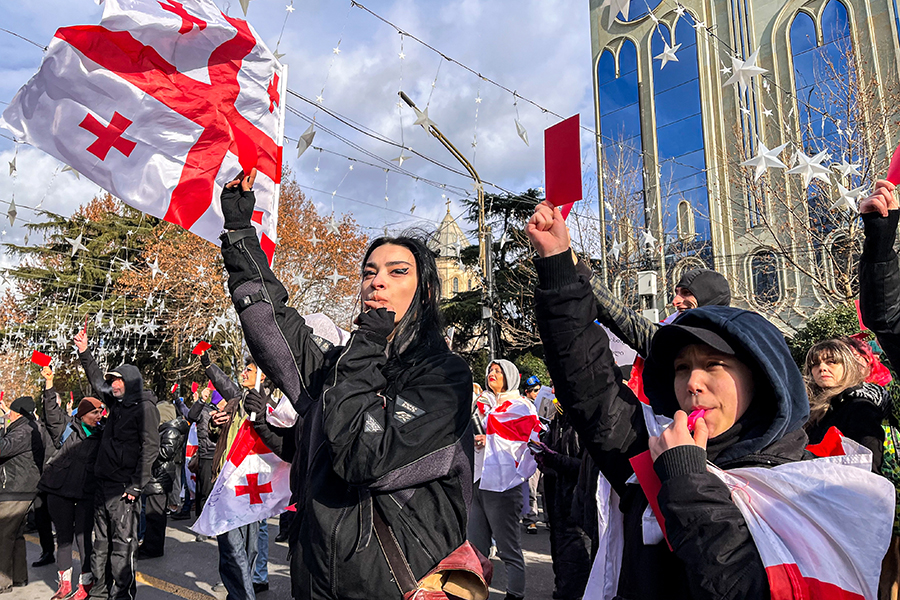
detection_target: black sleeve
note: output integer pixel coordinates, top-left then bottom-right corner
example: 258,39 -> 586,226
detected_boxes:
40,387 -> 68,446
322,334 -> 473,489
839,400 -> 887,471
859,210 -> 900,370
654,446 -> 770,600
187,402 -> 204,424
79,349 -> 112,400
206,364 -> 242,401
157,425 -> 180,462
0,422 -> 29,458
251,419 -> 295,462
541,452 -> 581,477
582,261 -> 659,358
220,228 -> 334,416
128,401 -> 161,497
533,250 -> 649,495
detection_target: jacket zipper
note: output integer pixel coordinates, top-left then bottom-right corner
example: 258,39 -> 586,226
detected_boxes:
330,506 -> 349,596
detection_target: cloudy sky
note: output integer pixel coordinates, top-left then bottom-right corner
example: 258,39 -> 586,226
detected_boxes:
0,0 -> 599,269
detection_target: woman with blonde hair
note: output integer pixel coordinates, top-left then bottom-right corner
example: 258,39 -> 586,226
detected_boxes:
804,338 -> 887,469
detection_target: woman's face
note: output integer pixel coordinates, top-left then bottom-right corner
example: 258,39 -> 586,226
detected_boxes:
673,344 -> 755,438
80,407 -> 103,428
811,357 -> 845,389
487,363 -> 507,395
361,244 -> 418,324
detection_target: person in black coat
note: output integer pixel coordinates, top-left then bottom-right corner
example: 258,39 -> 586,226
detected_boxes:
218,172 -> 474,599
74,330 -> 159,600
526,201 -> 821,599
0,395 -> 53,593
804,339 -> 886,470
139,392 -> 189,559
38,366 -> 104,600
185,383 -> 216,519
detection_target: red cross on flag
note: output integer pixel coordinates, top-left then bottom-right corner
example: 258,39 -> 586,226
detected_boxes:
479,397 -> 541,493
0,0 -> 286,263
192,420 -> 291,537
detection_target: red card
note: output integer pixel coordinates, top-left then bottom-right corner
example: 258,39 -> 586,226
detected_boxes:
31,351 -> 52,367
192,341 -> 211,355
208,381 -> 215,390
544,115 -> 582,218
170,383 -> 178,394
888,141 -> 900,185
629,450 -> 673,551
191,382 -> 199,394
806,426 -> 846,457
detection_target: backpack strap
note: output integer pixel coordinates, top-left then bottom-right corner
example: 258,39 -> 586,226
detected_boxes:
372,505 -> 417,595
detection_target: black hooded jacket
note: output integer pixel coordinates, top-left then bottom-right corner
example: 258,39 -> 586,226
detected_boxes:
38,386 -> 103,500
79,350 -> 160,497
534,251 -> 811,600
0,412 -> 53,501
219,228 -> 473,600
145,392 -> 190,496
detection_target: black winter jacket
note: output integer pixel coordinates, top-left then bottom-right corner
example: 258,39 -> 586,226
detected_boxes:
79,350 -> 160,497
534,251 -> 812,600
220,227 -> 473,600
0,413 -> 53,501
187,400 -> 215,460
144,414 -> 190,496
806,383 -> 887,471
38,387 -> 102,500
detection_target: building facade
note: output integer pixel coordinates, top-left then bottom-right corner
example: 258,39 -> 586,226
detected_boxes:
590,0 -> 900,330
430,204 -> 479,299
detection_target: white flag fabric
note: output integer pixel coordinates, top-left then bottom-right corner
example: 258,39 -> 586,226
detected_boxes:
266,394 -> 298,428
0,0 -> 286,262
479,396 -> 541,492
192,421 -> 291,537
184,422 -> 198,495
709,437 -> 894,600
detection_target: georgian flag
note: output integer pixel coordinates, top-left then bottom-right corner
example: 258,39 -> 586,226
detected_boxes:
192,420 -> 290,537
479,397 -> 541,492
183,423 -> 198,495
0,0 -> 286,262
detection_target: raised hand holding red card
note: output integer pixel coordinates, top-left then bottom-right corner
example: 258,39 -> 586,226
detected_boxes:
192,341 -> 211,355
31,351 -> 52,367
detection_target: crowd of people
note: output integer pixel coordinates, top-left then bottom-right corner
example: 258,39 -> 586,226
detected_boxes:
0,172 -> 898,600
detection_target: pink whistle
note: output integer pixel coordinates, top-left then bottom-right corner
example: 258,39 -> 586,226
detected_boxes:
687,409 -> 707,432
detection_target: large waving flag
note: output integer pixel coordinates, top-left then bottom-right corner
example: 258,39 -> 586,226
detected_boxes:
0,0 -> 286,262
192,421 -> 290,537
480,397 -> 541,492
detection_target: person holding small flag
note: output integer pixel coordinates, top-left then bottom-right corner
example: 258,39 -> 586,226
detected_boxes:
216,172 -> 478,599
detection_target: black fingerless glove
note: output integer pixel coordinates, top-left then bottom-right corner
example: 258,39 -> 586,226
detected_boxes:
355,307 -> 396,346
221,184 -> 256,231
243,389 -> 266,422
200,352 -> 211,368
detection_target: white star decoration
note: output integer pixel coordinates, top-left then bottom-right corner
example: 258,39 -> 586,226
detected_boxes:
723,48 -> 767,94
641,229 -> 657,248
600,0 -> 631,28
316,94 -> 324,104
609,240 -> 626,261
740,140 -> 788,181
333,47 -> 341,55
413,106 -> 436,131
675,4 -> 686,18
65,234 -> 88,257
515,120 -> 529,146
325,216 -> 340,236
326,270 -> 346,286
786,149 -> 831,188
398,52 -> 406,60
833,159 -> 862,179
285,3 -> 294,12
391,153 -> 410,167
62,165 -> 80,179
148,258 -> 161,280
296,124 -> 316,158
832,184 -> 863,213
293,272 -> 309,288
654,42 -> 682,69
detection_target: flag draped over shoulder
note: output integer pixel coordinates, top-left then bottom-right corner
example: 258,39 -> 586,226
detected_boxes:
480,398 -> 541,492
0,0 -> 286,263
192,421 -> 290,537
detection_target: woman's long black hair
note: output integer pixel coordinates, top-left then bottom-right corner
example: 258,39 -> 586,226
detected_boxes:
361,232 -> 447,375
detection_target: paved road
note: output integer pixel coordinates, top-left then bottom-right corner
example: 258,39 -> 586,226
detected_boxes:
10,518 -> 555,600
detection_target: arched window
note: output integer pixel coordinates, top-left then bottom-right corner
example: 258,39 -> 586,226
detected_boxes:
617,0 -> 663,22
830,235 -> 860,295
751,251 -> 780,305
677,200 -> 695,240
452,278 -> 459,294
651,19 -> 710,250
790,2 -> 853,234
468,279 -> 474,290
598,40 -> 646,252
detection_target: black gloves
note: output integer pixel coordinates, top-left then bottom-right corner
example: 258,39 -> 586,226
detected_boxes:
356,307 -> 396,345
200,352 -> 211,368
221,181 -> 256,231
243,389 -> 266,422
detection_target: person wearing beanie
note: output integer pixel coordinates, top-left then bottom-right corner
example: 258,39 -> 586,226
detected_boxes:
579,259 -> 731,359
0,389 -> 53,594
73,330 -> 159,600
38,366 -> 104,600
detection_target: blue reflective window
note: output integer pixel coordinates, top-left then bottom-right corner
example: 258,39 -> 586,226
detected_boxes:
651,20 -> 710,250
598,40 -> 646,257
615,0 -> 663,22
789,1 -> 853,235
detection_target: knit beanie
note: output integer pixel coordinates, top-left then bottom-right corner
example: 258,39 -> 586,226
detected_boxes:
10,396 -> 35,416
675,269 -> 731,307
76,397 -> 103,419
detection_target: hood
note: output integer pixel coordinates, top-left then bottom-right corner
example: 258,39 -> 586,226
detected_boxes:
112,364 -> 144,404
143,390 -> 159,405
644,306 -> 809,462
676,269 -> 731,307
485,359 -> 521,396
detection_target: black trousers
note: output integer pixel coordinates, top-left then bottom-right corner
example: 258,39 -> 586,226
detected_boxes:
196,458 -> 213,516
47,494 -> 93,573
543,472 -> 592,600
141,493 -> 167,556
34,492 -> 56,556
89,483 -> 139,600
